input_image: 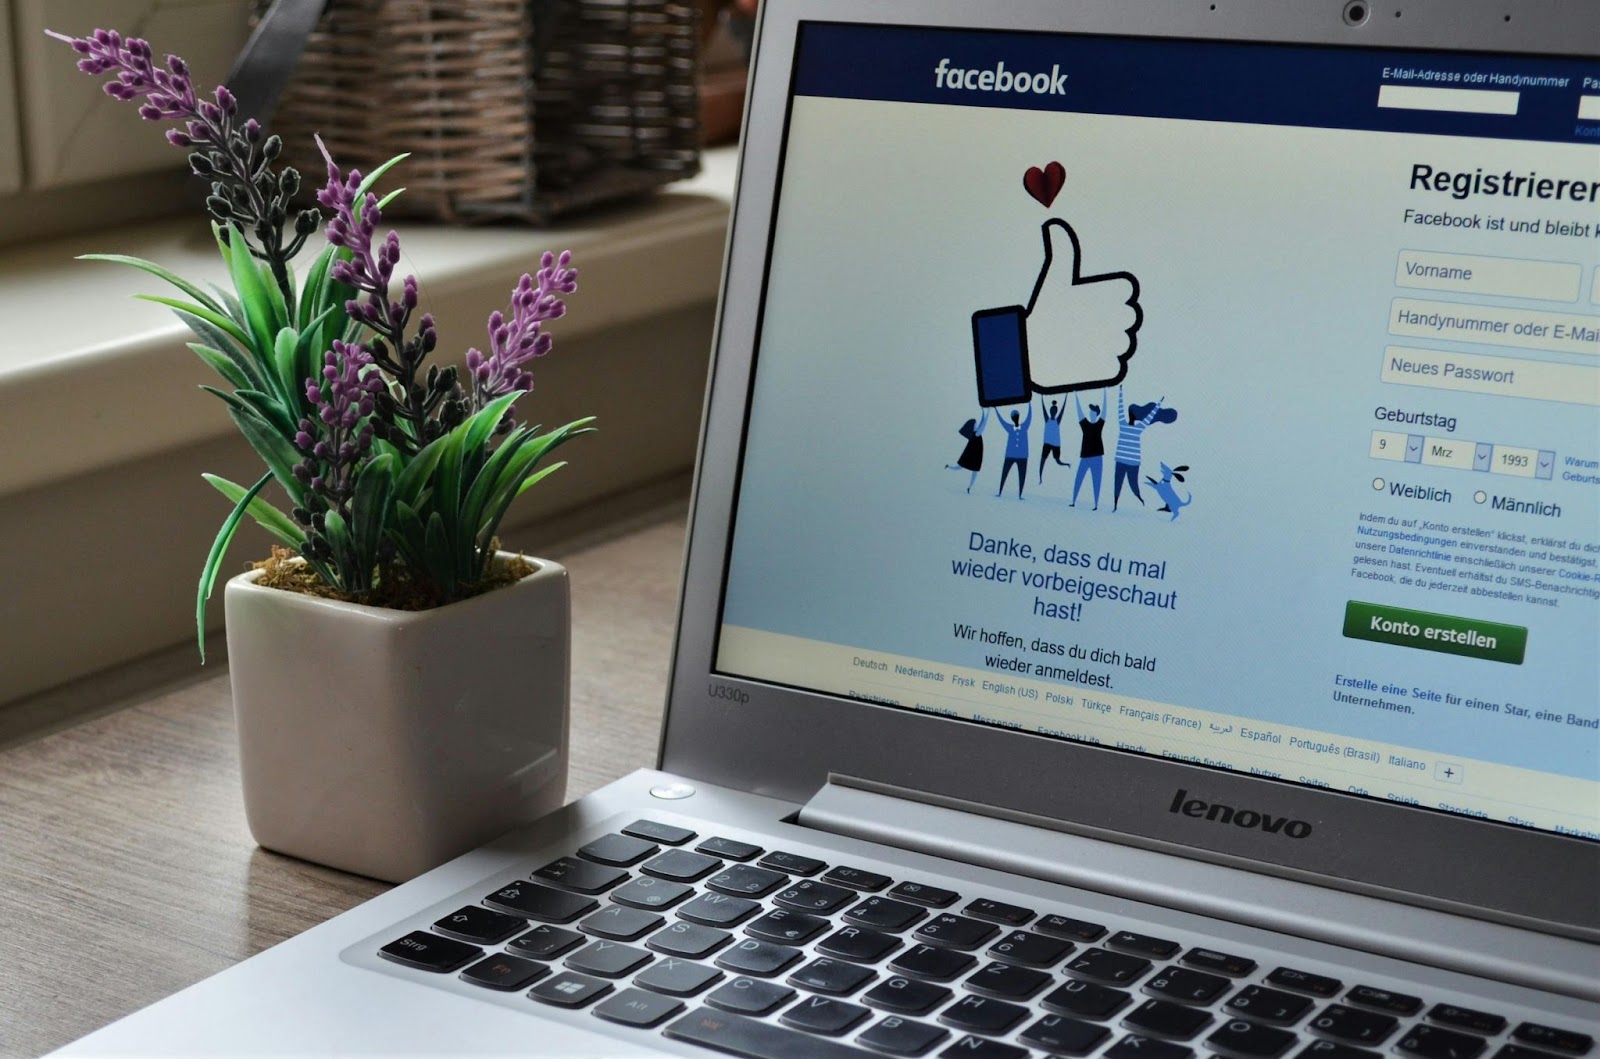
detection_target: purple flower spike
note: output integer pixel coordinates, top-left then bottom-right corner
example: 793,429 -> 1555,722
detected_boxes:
466,255 -> 578,417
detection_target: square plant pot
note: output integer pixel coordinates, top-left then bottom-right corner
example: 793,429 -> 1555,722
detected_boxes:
224,553 -> 569,882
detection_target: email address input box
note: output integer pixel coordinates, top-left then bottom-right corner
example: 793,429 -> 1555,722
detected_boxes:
1377,84 -> 1519,115
1395,250 -> 1582,302
1389,298 -> 1599,356
1382,346 -> 1599,406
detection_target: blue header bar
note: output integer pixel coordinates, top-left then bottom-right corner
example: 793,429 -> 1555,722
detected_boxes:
793,23 -> 1600,147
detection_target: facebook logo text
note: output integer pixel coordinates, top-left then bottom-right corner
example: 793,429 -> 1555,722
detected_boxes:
934,58 -> 1069,96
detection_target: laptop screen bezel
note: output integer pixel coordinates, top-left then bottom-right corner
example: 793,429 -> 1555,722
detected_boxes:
660,0 -> 1599,940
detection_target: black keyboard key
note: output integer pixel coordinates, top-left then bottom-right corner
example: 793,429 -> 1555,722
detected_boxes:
1021,1014 -> 1111,1056
578,832 -> 658,866
565,940 -> 652,978
1209,1018 -> 1298,1058
699,836 -> 763,861
1124,999 -> 1213,1040
1037,915 -> 1108,942
1182,948 -> 1257,976
460,953 -> 548,990
963,898 -> 1035,926
965,961 -> 1052,1001
668,1009 -> 872,1057
987,929 -> 1074,969
623,820 -> 696,845
1312,1005 -> 1400,1045
1298,1042 -> 1381,1059
706,977 -> 797,1016
1043,978 -> 1132,1020
914,914 -> 999,950
647,920 -> 732,960
847,897 -> 929,933
579,904 -> 663,942
1108,931 -> 1181,959
708,863 -> 790,898
782,995 -> 872,1035
1067,947 -> 1152,984
1347,985 -> 1423,1016
1146,966 -> 1230,1005
865,976 -> 954,1015
378,931 -> 482,972
941,995 -> 1030,1036
1514,1025 -> 1594,1055
1225,985 -> 1315,1024
748,908 -> 832,946
888,881 -> 960,908
824,866 -> 894,891
790,957 -> 877,996
593,987 -> 685,1028
860,1016 -> 949,1057
530,970 -> 613,1008
1499,1048 -> 1581,1059
610,875 -> 693,910
533,856 -> 628,895
1268,967 -> 1343,997
644,848 -> 724,882
775,879 -> 858,915
1400,1024 -> 1490,1059
431,905 -> 524,944
1106,1035 -> 1193,1059
507,924 -> 586,960
819,925 -> 902,964
761,851 -> 827,876
1429,1006 -> 1508,1036
680,891 -> 761,926
483,881 -> 597,923
716,938 -> 804,977
941,1038 -> 1029,1059
635,957 -> 724,997
889,944 -> 977,982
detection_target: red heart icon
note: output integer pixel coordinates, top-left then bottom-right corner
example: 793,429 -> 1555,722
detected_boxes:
1023,162 -> 1067,208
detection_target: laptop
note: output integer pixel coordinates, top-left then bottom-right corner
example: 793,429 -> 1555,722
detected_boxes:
54,0 -> 1598,1055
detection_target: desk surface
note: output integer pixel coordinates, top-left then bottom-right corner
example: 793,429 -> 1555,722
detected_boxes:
0,505 -> 686,1058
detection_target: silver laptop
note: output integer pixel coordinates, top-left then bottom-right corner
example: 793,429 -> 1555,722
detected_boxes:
55,0 -> 1598,1055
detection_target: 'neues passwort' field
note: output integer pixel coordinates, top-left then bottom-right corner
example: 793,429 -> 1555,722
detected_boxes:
1389,297 -> 1600,356
1382,345 -> 1600,406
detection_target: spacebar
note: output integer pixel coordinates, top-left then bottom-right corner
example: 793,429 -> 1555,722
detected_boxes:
664,1009 -> 875,1058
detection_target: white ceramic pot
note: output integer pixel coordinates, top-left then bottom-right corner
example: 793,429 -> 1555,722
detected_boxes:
223,553 -> 570,883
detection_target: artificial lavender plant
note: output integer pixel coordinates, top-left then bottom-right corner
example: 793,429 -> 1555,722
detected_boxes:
54,28 -> 594,656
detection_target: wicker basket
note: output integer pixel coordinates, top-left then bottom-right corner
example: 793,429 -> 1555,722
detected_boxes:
267,0 -> 701,222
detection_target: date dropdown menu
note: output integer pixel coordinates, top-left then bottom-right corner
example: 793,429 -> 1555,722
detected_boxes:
1370,431 -> 1556,481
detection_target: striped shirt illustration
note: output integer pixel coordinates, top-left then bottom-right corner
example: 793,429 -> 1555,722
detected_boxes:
1115,388 -> 1160,465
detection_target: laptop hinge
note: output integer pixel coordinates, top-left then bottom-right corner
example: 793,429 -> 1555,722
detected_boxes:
797,776 -> 1598,1002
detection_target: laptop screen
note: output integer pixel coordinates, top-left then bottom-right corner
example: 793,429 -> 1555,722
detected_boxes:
714,23 -> 1599,841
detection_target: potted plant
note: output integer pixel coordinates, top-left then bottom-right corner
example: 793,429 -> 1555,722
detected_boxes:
53,27 -> 594,882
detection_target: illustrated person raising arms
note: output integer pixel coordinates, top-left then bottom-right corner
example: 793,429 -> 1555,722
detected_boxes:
995,403 -> 1034,499
946,409 -> 989,493
1038,397 -> 1069,483
1071,390 -> 1107,510
1113,386 -> 1177,511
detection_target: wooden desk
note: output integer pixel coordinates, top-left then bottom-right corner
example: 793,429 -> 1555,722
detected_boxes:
0,503 -> 686,1058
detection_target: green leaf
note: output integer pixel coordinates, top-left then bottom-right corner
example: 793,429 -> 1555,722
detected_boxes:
461,426 -> 532,536
202,386 -> 296,440
374,187 -> 406,212
202,473 -> 306,549
297,244 -> 339,331
258,258 -> 291,335
195,471 -> 272,663
136,294 -> 251,348
226,224 -> 278,356
189,343 -> 251,391
390,499 -> 429,572
392,433 -> 447,505
350,453 -> 396,575
354,154 -> 410,212
512,459 -> 567,499
177,312 -> 270,393
273,327 -> 303,408
320,509 -> 357,588
424,511 -> 453,594
227,404 -> 306,506
77,253 -> 225,314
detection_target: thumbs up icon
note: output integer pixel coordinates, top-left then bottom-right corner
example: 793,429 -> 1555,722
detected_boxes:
972,219 -> 1142,406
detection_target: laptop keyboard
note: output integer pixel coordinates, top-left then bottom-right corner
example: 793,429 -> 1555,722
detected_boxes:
369,819 -> 1595,1059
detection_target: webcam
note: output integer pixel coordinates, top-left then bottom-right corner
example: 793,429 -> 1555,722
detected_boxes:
1342,0 -> 1371,24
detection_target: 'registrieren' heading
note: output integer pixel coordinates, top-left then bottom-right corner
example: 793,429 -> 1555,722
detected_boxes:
1411,163 -> 1600,203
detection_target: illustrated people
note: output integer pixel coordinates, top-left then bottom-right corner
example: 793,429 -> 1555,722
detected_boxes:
1070,390 -> 1107,510
1038,397 -> 1069,483
1112,386 -> 1178,511
946,409 -> 989,493
994,403 -> 1034,498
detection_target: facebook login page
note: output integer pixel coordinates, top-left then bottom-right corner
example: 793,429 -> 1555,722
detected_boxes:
716,25 -> 1600,838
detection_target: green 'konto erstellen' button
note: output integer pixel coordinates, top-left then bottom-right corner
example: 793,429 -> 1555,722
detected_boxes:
1343,601 -> 1526,665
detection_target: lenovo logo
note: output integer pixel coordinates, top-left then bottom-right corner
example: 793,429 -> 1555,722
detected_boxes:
1169,789 -> 1313,839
